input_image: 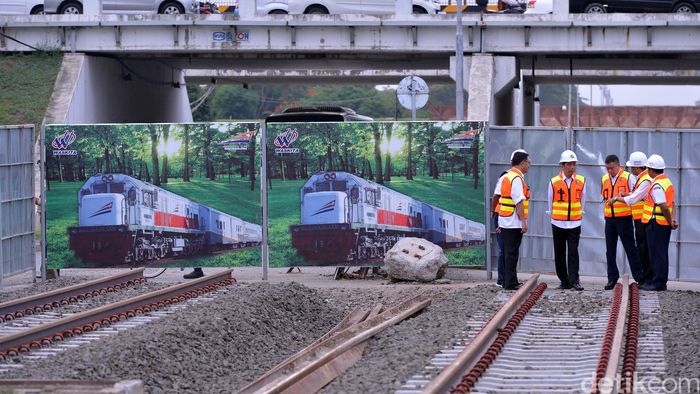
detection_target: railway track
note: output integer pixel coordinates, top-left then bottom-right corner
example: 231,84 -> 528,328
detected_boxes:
399,275 -> 645,394
0,269 -> 145,322
240,294 -> 433,394
0,270 -> 234,361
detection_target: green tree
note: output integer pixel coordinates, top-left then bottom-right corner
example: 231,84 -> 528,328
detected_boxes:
149,125 -> 161,186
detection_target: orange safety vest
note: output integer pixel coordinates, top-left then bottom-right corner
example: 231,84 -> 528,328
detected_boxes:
601,170 -> 632,218
642,174 -> 675,226
493,174 -> 506,214
550,173 -> 585,221
498,168 -> 530,219
631,169 -> 653,220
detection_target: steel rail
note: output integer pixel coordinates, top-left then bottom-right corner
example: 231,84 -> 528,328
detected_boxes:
0,269 -> 233,357
0,268 -> 145,321
284,304 -> 386,394
420,274 -> 540,394
0,379 -> 144,393
621,283 -> 640,394
238,307 -> 375,393
592,275 -> 630,394
240,294 -> 432,394
603,276 -> 630,394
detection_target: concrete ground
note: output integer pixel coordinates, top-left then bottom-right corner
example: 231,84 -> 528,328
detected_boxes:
3,265 -> 700,293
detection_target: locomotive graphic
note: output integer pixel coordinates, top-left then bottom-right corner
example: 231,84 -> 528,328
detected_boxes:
68,174 -> 261,265
290,172 -> 485,263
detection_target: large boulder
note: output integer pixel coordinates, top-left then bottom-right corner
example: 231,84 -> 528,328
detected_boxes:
384,237 -> 448,282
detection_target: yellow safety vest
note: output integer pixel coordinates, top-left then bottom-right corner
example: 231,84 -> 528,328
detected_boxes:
498,168 -> 530,219
550,173 -> 585,221
642,175 -> 675,226
631,169 -> 652,220
601,170 -> 632,218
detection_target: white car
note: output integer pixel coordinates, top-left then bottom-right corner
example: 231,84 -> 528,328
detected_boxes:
258,0 -> 288,14
288,0 -> 441,15
44,0 -> 197,14
524,0 -> 552,14
0,0 -> 44,14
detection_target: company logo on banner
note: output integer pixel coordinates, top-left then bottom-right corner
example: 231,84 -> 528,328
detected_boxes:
312,199 -> 336,216
212,31 -> 249,42
89,202 -> 113,218
220,130 -> 253,151
274,128 -> 300,154
51,130 -> 78,156
444,130 -> 477,150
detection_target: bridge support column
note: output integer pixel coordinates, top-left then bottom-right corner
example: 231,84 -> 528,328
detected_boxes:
451,54 -> 518,124
44,54 -> 192,124
518,78 -> 536,126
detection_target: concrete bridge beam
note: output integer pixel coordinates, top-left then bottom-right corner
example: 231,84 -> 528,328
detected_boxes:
44,54 -> 192,125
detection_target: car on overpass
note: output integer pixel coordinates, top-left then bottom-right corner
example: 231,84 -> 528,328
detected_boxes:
0,0 -> 44,14
217,0 -> 288,14
441,0 -> 554,14
570,0 -> 699,13
288,0 -> 442,14
43,0 -> 198,14
257,0 -> 288,14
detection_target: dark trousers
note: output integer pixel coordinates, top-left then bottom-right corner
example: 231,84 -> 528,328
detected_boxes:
501,228 -> 523,289
493,215 -> 505,284
634,220 -> 652,284
646,221 -> 671,290
605,216 -> 643,283
552,225 -> 581,286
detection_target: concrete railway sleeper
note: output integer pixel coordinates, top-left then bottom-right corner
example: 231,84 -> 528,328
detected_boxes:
0,270 -> 235,360
416,274 -> 641,394
0,269 -> 146,322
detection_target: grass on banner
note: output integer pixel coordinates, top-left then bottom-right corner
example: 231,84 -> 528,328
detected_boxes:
46,177 -> 261,269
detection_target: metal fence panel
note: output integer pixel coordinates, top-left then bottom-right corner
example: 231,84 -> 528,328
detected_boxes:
0,125 -> 35,286
488,126 -> 700,282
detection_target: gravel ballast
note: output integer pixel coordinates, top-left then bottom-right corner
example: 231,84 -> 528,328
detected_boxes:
658,291 -> 700,385
0,277 -> 90,304
320,284 -> 501,393
0,281 -> 171,330
5,282 -> 343,394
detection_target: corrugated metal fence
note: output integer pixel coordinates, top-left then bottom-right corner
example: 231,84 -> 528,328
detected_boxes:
486,126 -> 700,282
0,125 -> 36,286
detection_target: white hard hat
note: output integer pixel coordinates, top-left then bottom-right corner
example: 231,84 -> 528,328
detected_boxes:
510,149 -> 527,160
559,150 -> 577,163
646,154 -> 666,170
626,151 -> 648,167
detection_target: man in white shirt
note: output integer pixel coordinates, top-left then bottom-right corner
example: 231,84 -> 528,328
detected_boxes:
608,151 -> 653,285
548,150 -> 586,291
497,150 -> 531,290
491,170 -> 510,287
601,154 -> 642,290
639,155 -> 678,291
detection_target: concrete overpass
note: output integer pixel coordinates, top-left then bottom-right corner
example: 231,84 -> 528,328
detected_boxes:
0,12 -> 696,125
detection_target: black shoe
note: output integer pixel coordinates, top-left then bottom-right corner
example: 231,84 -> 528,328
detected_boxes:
184,268 -> 204,279
604,281 -> 617,290
639,283 -> 663,291
504,282 -> 523,291
556,283 -> 572,290
572,283 -> 584,291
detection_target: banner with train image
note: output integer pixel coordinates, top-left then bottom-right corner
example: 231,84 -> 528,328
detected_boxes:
44,123 -> 262,269
266,121 -> 486,268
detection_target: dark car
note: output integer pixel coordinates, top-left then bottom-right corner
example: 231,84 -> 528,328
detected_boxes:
570,0 -> 699,13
